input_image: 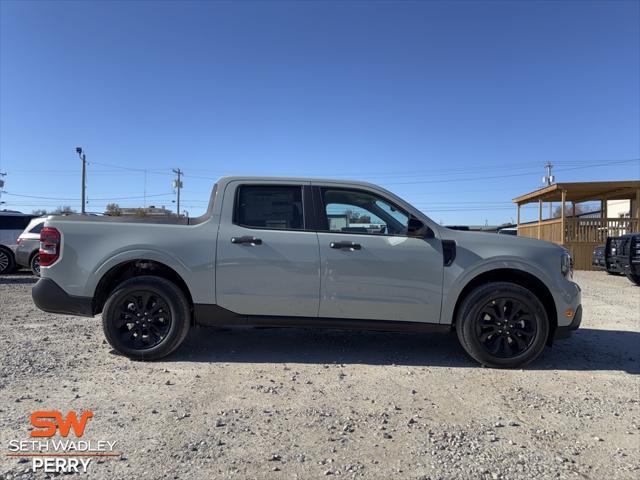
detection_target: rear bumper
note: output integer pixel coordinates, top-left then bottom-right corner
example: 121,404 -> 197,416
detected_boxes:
554,305 -> 582,340
32,278 -> 94,317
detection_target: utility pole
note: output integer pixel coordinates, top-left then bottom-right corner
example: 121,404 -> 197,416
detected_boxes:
172,168 -> 183,216
76,147 -> 87,214
542,162 -> 555,218
0,172 -> 6,207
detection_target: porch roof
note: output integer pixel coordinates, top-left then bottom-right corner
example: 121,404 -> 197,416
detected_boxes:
512,180 -> 640,205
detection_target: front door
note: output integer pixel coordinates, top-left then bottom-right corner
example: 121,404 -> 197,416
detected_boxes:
216,182 -> 320,317
315,186 -> 443,323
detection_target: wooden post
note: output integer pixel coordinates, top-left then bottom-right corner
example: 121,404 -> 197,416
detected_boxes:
561,189 -> 566,245
601,199 -> 607,219
572,202 -> 576,218
635,189 -> 640,218
538,199 -> 542,239
516,203 -> 521,226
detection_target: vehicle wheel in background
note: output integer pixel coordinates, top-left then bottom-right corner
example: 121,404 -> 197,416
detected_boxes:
0,248 -> 16,275
456,282 -> 549,368
30,253 -> 41,277
102,276 -> 191,360
626,273 -> 640,286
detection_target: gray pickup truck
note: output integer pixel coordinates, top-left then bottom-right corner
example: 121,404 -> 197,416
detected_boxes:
32,177 -> 581,368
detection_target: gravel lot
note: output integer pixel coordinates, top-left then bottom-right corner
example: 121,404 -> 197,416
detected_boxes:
1,271 -> 639,479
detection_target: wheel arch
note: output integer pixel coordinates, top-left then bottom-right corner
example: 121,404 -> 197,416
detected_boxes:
92,259 -> 194,317
451,268 -> 558,345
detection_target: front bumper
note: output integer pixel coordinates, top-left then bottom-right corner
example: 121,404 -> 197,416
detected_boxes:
32,278 -> 94,317
554,305 -> 582,340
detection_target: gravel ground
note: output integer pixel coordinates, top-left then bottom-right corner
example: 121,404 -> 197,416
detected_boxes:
1,271 -> 639,479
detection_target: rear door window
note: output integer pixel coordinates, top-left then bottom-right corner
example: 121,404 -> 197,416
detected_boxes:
234,185 -> 304,230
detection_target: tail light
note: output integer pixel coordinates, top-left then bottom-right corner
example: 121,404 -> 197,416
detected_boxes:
40,227 -> 61,267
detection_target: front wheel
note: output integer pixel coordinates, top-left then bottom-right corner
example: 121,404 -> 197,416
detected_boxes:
456,282 -> 549,368
102,276 -> 191,360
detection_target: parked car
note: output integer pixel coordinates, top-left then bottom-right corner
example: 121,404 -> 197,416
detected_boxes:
592,245 -> 605,269
607,233 -> 640,285
31,177 -> 581,368
0,211 -> 36,275
604,236 -> 624,275
15,217 -> 45,276
498,227 -> 518,236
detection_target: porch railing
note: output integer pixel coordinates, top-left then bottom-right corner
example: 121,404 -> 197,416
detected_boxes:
564,217 -> 639,243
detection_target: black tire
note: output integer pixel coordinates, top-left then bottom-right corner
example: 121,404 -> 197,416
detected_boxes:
30,253 -> 41,277
456,282 -> 549,368
0,247 -> 16,275
626,273 -> 640,286
102,276 -> 191,360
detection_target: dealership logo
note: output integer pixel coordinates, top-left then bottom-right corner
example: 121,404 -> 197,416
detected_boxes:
31,410 -> 94,437
6,410 -> 119,473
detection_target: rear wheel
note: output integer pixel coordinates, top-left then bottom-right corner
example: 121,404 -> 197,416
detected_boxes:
456,282 -> 549,368
30,253 -> 41,277
102,276 -> 191,360
0,248 -> 16,275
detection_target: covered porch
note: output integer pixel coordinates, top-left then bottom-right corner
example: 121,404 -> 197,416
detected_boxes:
513,181 -> 640,270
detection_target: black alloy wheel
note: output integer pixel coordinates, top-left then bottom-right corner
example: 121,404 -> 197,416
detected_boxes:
456,282 -> 549,368
114,290 -> 173,350
102,276 -> 191,360
475,298 -> 537,358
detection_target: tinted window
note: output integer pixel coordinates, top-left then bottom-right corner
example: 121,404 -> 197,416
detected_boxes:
29,223 -> 44,234
321,188 -> 409,235
0,215 -> 34,230
235,185 -> 304,230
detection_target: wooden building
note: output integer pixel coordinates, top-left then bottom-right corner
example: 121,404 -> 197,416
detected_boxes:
513,181 -> 640,270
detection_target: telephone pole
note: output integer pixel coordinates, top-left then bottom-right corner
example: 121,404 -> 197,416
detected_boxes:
76,147 -> 87,214
542,162 -> 554,218
0,172 -> 6,206
172,168 -> 183,216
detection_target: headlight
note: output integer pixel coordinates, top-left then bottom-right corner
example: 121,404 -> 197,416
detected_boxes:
561,252 -> 573,277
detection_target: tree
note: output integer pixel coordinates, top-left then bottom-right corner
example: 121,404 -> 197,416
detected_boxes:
105,203 -> 122,216
32,209 -> 48,216
52,206 -> 77,215
552,203 -> 592,218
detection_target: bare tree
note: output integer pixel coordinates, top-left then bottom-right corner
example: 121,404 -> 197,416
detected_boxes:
52,206 -> 77,215
32,208 -> 48,216
105,203 -> 122,216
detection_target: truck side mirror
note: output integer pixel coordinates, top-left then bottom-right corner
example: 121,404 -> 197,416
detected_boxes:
408,217 -> 434,239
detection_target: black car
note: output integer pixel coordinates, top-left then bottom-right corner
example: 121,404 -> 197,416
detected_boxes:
604,236 -> 624,275
608,233 -> 640,285
592,245 -> 605,269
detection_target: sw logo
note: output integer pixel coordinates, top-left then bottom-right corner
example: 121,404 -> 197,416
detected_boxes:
30,410 -> 94,437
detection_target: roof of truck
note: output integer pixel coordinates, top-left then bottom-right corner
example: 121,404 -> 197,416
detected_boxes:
216,176 -> 383,189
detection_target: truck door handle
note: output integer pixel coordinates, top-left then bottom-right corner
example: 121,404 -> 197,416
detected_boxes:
330,241 -> 361,250
231,236 -> 262,245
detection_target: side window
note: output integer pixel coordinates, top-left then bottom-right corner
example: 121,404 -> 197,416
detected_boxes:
30,223 -> 44,234
321,188 -> 409,235
235,185 -> 304,230
0,216 -> 33,230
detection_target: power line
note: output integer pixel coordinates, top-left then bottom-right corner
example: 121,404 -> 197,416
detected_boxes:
3,191 -> 174,201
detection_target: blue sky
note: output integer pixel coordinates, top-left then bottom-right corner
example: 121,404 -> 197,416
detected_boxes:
1,0 -> 638,225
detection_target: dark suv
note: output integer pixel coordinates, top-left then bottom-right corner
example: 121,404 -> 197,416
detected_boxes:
607,233 -> 640,285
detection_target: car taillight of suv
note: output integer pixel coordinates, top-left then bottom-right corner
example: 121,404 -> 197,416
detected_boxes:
39,227 -> 61,267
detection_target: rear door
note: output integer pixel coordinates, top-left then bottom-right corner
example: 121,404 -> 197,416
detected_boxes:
215,181 -> 320,317
314,185 -> 443,323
